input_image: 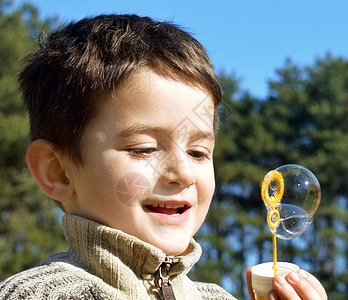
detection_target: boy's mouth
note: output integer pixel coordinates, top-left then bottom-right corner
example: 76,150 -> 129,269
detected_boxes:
144,202 -> 190,215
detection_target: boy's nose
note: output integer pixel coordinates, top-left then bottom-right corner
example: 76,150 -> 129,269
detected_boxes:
160,150 -> 195,188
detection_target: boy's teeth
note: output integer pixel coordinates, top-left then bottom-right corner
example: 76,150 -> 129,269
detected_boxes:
151,203 -> 185,209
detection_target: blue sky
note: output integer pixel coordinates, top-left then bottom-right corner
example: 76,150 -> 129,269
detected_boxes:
15,0 -> 348,98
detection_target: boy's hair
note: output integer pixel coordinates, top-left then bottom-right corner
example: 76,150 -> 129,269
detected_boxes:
19,14 -> 222,165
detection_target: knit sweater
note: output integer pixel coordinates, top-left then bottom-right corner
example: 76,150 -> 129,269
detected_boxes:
0,215 -> 236,299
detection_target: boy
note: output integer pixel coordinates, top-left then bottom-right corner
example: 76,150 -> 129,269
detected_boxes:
0,14 -> 326,299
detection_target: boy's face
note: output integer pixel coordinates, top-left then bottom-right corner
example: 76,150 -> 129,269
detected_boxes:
65,70 -> 216,256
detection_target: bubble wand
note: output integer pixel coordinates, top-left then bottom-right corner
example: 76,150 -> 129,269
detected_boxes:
261,170 -> 284,276
252,165 -> 321,299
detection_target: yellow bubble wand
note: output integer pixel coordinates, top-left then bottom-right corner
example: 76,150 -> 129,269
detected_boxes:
261,170 -> 284,275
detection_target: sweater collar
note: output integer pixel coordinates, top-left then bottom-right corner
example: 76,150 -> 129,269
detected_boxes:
62,214 -> 202,285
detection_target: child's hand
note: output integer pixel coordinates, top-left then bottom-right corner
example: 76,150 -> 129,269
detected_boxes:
246,267 -> 328,300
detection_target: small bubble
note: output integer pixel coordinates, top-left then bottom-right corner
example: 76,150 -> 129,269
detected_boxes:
271,212 -> 278,223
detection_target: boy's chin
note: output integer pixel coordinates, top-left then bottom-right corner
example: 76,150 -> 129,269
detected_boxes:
157,240 -> 191,257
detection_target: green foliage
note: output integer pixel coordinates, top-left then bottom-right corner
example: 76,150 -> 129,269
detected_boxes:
0,0 -> 66,281
192,56 -> 348,299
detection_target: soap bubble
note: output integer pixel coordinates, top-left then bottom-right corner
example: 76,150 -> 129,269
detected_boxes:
262,164 -> 321,240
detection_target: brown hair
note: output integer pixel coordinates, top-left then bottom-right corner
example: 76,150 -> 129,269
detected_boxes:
19,14 -> 222,165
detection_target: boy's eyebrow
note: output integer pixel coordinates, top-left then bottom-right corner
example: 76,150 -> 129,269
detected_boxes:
118,124 -> 215,141
118,124 -> 168,137
186,130 -> 216,142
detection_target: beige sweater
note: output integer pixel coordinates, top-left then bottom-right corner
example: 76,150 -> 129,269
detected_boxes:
0,215 -> 236,299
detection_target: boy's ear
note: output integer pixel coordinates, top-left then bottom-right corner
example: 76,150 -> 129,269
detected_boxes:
26,139 -> 74,202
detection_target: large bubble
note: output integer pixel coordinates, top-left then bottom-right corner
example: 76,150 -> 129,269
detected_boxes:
261,164 -> 321,240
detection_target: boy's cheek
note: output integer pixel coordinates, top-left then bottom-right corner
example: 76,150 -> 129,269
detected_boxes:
115,172 -> 152,207
197,172 -> 215,209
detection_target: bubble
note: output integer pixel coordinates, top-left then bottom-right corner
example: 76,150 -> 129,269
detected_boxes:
261,164 -> 321,240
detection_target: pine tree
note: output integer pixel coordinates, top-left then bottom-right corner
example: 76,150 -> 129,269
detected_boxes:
267,55 -> 348,297
0,0 -> 66,280
192,57 -> 348,299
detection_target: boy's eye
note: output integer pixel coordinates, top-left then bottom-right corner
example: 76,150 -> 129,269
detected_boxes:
187,150 -> 209,160
127,147 -> 157,156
